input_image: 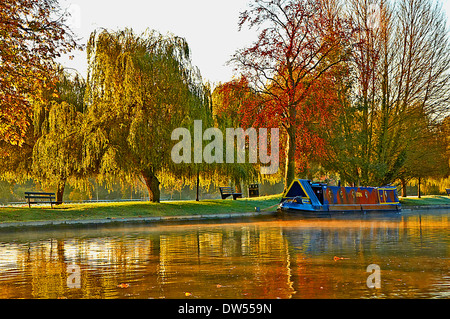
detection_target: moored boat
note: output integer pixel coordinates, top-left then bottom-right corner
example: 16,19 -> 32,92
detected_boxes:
278,179 -> 401,214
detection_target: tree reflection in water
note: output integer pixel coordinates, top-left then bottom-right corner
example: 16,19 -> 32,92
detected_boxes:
0,211 -> 448,299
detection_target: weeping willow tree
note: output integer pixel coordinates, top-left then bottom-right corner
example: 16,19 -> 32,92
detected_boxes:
84,29 -> 207,202
157,83 -> 214,201
32,70 -> 86,204
211,78 -> 265,193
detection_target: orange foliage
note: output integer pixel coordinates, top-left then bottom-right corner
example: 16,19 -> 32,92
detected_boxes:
0,0 -> 79,146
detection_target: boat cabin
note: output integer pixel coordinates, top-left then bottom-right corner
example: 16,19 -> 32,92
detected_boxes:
279,179 -> 401,214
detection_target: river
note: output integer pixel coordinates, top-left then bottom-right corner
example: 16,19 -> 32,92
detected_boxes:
0,209 -> 448,299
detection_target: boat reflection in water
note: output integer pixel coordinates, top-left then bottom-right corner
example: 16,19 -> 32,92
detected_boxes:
0,210 -> 448,299
278,179 -> 401,215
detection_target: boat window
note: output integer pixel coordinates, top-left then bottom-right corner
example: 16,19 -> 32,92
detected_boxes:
312,186 -> 324,205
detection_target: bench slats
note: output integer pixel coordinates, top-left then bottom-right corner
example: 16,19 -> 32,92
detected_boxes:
25,196 -> 56,199
25,192 -> 56,208
219,187 -> 242,200
27,201 -> 55,204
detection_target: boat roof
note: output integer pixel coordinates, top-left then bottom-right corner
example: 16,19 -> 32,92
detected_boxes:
282,179 -> 398,201
283,179 -> 322,206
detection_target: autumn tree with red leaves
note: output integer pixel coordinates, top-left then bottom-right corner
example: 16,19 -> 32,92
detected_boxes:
231,0 -> 352,191
212,78 -> 261,191
322,0 -> 450,188
0,0 -> 80,146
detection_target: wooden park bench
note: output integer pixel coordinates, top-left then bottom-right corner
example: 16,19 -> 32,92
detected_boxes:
25,192 -> 56,208
219,187 -> 242,201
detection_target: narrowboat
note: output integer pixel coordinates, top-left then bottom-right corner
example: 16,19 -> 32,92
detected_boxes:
278,179 -> 401,214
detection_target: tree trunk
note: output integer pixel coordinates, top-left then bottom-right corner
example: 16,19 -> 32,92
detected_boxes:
142,169 -> 160,203
417,177 -> 421,199
196,169 -> 200,202
234,176 -> 242,194
401,179 -> 408,197
284,126 -> 297,193
56,178 -> 66,205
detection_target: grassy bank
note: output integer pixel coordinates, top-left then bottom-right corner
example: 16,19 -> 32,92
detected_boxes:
0,194 -> 282,224
1,194 -> 449,225
399,195 -> 450,206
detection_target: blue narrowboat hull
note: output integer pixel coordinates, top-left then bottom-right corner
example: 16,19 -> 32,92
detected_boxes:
277,180 -> 401,215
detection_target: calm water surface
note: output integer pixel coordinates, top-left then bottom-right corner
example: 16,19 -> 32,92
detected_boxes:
0,210 -> 448,299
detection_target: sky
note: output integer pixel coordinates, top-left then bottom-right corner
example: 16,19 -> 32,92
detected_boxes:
58,0 -> 450,85
58,0 -> 258,84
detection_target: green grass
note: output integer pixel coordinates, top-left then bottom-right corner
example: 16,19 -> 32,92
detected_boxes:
399,195 -> 450,206
2,194 -> 448,224
0,194 -> 282,224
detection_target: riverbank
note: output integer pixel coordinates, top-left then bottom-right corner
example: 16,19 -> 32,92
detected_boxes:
0,195 -> 281,227
398,195 -> 450,211
1,194 -> 449,229
399,195 -> 450,206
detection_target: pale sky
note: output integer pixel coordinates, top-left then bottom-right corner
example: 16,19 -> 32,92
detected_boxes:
58,0 -> 257,84
58,0 -> 450,85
